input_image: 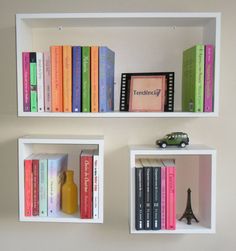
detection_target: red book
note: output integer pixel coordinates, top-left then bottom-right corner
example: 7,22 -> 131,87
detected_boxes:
163,160 -> 176,230
80,150 -> 93,219
24,158 -> 32,216
32,159 -> 39,216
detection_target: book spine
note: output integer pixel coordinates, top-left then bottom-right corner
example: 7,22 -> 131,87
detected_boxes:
32,159 -> 39,216
144,166 -> 152,230
93,155 -> 99,219
164,73 -> 175,112
43,51 -> 51,112
63,45 -> 72,112
99,47 -> 115,112
80,154 -> 93,218
51,46 -> 63,112
82,46 -> 91,112
30,52 -> 37,112
22,52 -> 31,112
39,159 -> 48,216
135,167 -> 144,230
195,45 -> 204,112
165,167 -> 176,230
161,167 -> 166,229
36,52 -> 44,112
204,44 -> 214,112
91,46 -> 99,113
72,46 -> 82,112
24,159 -> 32,216
152,166 -> 161,230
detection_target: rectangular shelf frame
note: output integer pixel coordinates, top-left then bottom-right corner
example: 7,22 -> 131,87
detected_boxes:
129,145 -> 216,234
16,12 -> 221,117
18,135 -> 104,223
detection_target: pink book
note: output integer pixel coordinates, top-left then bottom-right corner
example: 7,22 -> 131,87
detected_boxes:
163,160 -> 176,230
204,44 -> 214,112
161,166 -> 166,229
22,52 -> 30,112
43,51 -> 51,112
32,159 -> 39,216
24,158 -> 32,216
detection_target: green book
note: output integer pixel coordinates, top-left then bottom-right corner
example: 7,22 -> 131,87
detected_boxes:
39,156 -> 48,217
82,46 -> 91,112
30,52 -> 37,112
182,44 -> 204,112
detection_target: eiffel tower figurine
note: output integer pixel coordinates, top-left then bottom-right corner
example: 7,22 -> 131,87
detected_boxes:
179,188 -> 199,225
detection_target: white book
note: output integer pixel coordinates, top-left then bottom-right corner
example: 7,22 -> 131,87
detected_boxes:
36,52 -> 44,112
93,153 -> 99,219
43,51 -> 51,112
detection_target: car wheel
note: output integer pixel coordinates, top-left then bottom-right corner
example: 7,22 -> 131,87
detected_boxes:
161,142 -> 167,148
180,142 -> 186,148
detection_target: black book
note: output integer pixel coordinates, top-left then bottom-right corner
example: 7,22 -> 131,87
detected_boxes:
120,72 -> 175,112
150,159 -> 162,230
141,159 -> 153,230
135,160 -> 144,230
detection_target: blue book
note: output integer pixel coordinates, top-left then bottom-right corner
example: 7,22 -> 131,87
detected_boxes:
72,46 -> 82,112
99,47 -> 115,112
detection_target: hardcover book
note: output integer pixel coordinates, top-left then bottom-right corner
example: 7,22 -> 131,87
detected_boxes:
93,151 -> 99,219
129,75 -> 166,112
82,46 -> 91,112
63,45 -> 72,112
72,46 -> 82,112
99,46 -> 115,112
47,154 -> 68,216
204,44 -> 214,112
91,46 -> 99,113
22,52 -> 30,112
30,52 -> 37,112
32,158 -> 39,216
182,44 -> 204,112
161,165 -> 166,229
80,149 -> 94,219
120,72 -> 175,112
43,51 -> 51,112
135,159 -> 144,230
51,46 -> 63,112
36,52 -> 44,112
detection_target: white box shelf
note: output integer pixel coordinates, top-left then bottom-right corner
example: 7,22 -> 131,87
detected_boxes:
129,145 -> 216,234
16,12 -> 221,117
18,135 -> 104,223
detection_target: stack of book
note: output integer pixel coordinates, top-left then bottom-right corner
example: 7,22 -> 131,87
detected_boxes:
182,44 -> 214,112
135,158 -> 176,231
22,46 -> 115,113
24,150 -> 100,219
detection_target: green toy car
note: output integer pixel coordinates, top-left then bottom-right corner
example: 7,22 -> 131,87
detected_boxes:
156,132 -> 189,148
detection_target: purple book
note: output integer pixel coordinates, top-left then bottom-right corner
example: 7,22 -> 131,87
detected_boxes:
22,52 -> 30,112
204,44 -> 214,112
72,46 -> 82,112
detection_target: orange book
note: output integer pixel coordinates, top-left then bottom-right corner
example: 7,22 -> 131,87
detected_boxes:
63,45 -> 72,112
91,46 -> 99,112
51,46 -> 63,112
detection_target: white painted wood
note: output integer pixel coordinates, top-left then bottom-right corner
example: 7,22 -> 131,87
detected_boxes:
18,135 -> 104,223
16,12 -> 220,117
129,145 -> 216,234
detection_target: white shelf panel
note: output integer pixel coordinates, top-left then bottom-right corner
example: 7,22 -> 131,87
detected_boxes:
18,135 -> 104,223
129,145 -> 216,234
16,12 -> 221,117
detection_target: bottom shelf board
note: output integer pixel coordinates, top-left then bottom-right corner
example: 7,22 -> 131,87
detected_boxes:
20,210 -> 102,223
130,220 -> 214,234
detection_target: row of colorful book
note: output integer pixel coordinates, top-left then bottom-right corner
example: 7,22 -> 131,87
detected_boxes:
135,158 -> 176,230
22,46 -> 115,113
182,44 -> 214,112
24,150 -> 99,219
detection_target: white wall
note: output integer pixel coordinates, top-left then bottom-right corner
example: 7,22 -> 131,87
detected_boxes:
0,0 -> 235,250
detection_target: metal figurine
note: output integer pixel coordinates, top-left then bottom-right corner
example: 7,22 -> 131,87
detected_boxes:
179,188 -> 199,225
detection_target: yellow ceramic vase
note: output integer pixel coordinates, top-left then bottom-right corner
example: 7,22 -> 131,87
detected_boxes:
62,170 -> 78,214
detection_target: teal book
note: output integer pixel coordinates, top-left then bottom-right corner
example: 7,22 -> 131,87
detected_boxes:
82,47 -> 91,112
39,155 -> 48,217
30,52 -> 37,112
182,44 -> 204,112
